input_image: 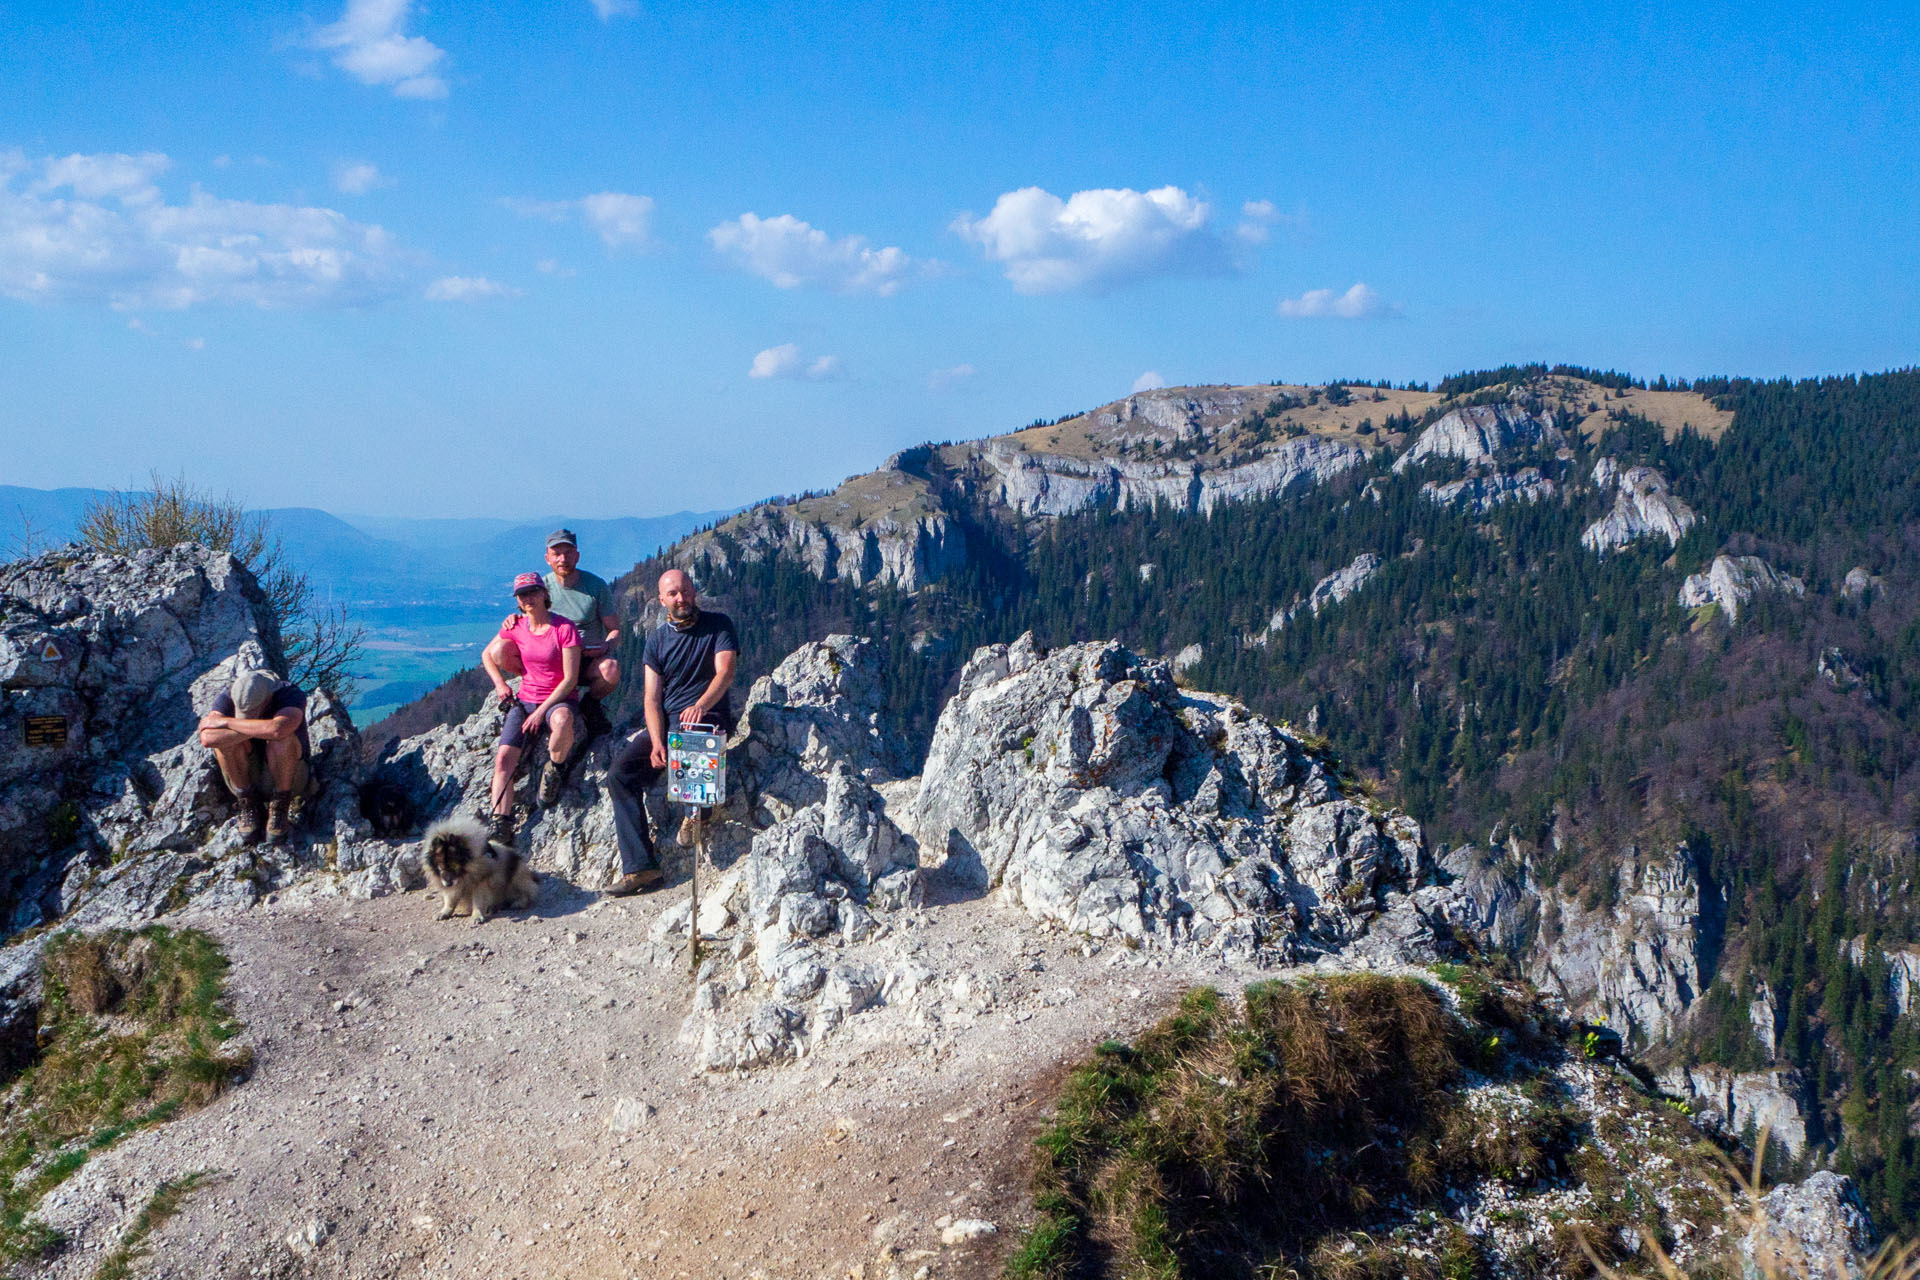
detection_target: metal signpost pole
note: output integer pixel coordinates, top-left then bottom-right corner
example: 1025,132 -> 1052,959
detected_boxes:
666,724 -> 727,978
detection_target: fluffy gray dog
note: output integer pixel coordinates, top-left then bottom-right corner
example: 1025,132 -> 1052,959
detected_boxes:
422,814 -> 538,923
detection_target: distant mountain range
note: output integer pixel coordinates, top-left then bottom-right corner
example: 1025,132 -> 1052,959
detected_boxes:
0,485 -> 732,605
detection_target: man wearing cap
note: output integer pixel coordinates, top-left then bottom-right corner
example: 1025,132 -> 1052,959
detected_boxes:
197,669 -> 310,845
483,528 -> 621,736
604,568 -> 738,896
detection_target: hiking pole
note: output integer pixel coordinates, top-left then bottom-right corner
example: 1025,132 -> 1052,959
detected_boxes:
666,723 -> 727,977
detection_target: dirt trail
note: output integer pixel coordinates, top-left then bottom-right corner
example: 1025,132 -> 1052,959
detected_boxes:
35,875 -> 1225,1280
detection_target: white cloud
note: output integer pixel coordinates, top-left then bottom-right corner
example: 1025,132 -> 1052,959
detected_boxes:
951,184 -> 1231,293
1276,282 -> 1400,320
185,337 -> 205,350
708,213 -> 915,296
0,150 -> 407,309
578,193 -> 654,247
535,257 -> 575,278
749,343 -> 844,381
333,161 -> 389,195
1131,370 -> 1167,392
589,0 -> 638,17
928,363 -> 976,391
1236,200 -> 1278,244
504,192 -> 654,249
424,275 -> 520,302
310,0 -> 449,99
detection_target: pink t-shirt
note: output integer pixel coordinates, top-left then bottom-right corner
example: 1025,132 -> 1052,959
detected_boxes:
501,616 -> 581,705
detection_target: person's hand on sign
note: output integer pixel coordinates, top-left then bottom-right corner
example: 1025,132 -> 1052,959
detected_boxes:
678,704 -> 707,728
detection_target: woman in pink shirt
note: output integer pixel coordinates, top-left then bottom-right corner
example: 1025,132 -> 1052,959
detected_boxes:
483,572 -> 581,838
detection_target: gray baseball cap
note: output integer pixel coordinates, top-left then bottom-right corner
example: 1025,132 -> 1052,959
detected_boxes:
546,528 -> 578,549
231,669 -> 279,717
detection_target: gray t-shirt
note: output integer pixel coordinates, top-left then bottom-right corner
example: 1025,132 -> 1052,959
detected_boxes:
544,569 -> 615,649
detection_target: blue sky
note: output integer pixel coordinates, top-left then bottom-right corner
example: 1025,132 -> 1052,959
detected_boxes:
3,0 -> 1916,518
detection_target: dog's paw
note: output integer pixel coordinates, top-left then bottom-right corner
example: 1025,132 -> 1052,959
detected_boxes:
436,907 -> 453,920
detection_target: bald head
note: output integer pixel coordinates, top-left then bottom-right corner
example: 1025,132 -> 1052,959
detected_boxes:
658,569 -> 698,626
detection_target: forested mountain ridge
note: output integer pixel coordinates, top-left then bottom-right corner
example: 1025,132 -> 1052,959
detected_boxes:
373,364 -> 1920,1232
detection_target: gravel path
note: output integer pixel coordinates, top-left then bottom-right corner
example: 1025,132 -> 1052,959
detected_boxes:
34,875 -> 1226,1280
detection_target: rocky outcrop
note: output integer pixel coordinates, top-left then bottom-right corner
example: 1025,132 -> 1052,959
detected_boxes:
1392,404 -> 1563,473
0,544 -> 367,935
1582,458 -> 1698,551
1263,553 -> 1382,635
1678,554 -> 1807,620
685,497 -> 967,592
970,433 -> 1367,518
1421,466 -> 1556,512
910,634 -> 1464,962
1842,566 -> 1884,601
1845,940 -> 1920,1016
368,634 -> 928,1074
1528,842 -> 1708,1049
1740,1171 -> 1876,1280
1657,1065 -> 1812,1158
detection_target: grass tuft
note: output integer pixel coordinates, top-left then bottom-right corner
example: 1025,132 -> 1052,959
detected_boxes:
0,927 -> 248,1271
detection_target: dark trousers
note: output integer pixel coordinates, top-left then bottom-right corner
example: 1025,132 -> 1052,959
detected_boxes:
608,711 -> 733,876
608,728 -> 664,875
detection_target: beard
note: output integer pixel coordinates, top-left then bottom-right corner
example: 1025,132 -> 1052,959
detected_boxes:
667,601 -> 698,627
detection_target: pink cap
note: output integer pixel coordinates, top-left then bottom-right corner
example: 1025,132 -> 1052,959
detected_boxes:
513,572 -> 544,594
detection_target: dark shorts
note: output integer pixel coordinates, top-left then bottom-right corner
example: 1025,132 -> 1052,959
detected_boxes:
498,698 -> 579,749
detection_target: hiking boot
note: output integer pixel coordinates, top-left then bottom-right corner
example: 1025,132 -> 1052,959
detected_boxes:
489,810 -> 516,846
676,809 -> 711,847
237,796 -> 267,846
265,793 -> 293,844
537,763 -> 565,807
605,869 -> 664,897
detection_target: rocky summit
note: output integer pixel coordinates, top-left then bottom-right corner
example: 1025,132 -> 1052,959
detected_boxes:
0,515 -> 1891,1277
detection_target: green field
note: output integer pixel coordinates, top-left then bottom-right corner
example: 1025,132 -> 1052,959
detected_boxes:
343,603 -> 503,727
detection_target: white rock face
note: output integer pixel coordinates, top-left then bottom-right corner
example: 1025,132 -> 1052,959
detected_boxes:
1172,643 -> 1204,673
972,433 -> 1366,518
1421,466 -> 1556,512
687,499 -> 967,592
1845,940 -> 1920,1016
1392,404 -> 1564,473
910,634 -> 1468,961
1842,566 -> 1884,600
1581,459 -> 1698,552
1656,1065 -> 1812,1158
1677,555 -> 1807,621
1527,843 -> 1707,1049
1264,553 -> 1382,636
1739,1171 -> 1876,1280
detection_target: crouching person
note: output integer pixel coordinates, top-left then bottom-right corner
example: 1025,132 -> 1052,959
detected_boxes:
198,668 -> 310,846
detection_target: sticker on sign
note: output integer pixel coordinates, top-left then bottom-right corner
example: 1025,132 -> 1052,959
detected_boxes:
667,727 -> 727,806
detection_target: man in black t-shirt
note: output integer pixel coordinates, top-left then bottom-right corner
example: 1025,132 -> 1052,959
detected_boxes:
606,569 -> 738,896
198,668 -> 310,846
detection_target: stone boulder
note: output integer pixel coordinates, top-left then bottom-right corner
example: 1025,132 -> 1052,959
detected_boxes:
910,634 -> 1462,962
1678,554 -> 1807,621
1739,1171 -> 1876,1280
